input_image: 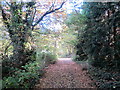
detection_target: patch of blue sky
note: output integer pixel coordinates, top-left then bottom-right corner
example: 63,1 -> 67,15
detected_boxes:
65,0 -> 83,14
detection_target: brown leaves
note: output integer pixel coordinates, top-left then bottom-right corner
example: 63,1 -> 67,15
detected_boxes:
35,58 -> 96,88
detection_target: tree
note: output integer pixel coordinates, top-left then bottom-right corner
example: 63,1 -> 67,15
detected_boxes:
0,0 -> 65,68
66,11 -> 87,60
67,2 -> 120,69
78,2 -> 120,69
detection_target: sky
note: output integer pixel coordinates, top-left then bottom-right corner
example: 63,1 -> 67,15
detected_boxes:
65,0 -> 83,14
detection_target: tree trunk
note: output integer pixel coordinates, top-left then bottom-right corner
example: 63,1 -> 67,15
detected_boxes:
10,29 -> 26,67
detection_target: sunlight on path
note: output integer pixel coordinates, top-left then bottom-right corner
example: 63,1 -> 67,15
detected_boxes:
35,58 -> 96,88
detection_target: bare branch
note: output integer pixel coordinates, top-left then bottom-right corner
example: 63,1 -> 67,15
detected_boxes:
49,0 -> 56,11
5,2 -> 11,7
32,1 -> 65,28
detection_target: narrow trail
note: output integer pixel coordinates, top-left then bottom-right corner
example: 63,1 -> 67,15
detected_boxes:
35,58 -> 96,88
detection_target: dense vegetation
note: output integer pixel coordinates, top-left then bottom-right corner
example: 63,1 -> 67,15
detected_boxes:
67,2 -> 120,88
76,2 -> 120,70
0,1 -> 76,89
0,1 -> 65,89
1,0 -> 120,89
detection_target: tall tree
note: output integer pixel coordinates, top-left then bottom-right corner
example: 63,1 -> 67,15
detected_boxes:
68,2 -> 120,69
85,2 -> 120,68
0,0 -> 65,67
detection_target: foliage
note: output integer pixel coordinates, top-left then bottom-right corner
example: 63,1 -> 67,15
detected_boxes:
0,0 -> 65,68
36,49 -> 57,65
66,2 -> 120,88
88,66 -> 120,88
43,52 -> 57,64
2,61 -> 44,89
2,39 -> 57,89
67,2 -> 120,70
1,1 -> 64,89
2,45 -> 57,89
66,12 -> 87,61
85,2 -> 120,69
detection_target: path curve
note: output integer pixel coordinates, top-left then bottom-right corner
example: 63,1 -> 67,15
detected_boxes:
35,58 -> 96,88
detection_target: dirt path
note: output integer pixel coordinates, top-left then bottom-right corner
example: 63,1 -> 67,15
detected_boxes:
35,58 -> 96,88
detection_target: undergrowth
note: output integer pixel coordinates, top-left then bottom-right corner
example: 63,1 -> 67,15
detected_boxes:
2,49 -> 57,89
88,66 -> 120,89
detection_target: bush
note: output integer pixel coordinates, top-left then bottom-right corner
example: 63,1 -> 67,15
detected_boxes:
88,66 -> 120,89
45,53 -> 57,64
2,49 -> 36,77
2,61 -> 44,89
2,48 -> 57,89
2,49 -> 57,89
36,49 -> 57,64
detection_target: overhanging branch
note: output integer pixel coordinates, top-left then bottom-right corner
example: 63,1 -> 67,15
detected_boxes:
32,1 -> 65,28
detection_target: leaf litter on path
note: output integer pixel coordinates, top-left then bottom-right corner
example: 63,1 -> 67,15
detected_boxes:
35,58 -> 96,88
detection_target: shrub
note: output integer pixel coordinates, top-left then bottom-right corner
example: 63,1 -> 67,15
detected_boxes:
36,49 -> 57,64
45,53 -> 57,64
88,66 -> 120,89
2,47 -> 57,89
2,49 -> 57,89
2,61 -> 44,89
